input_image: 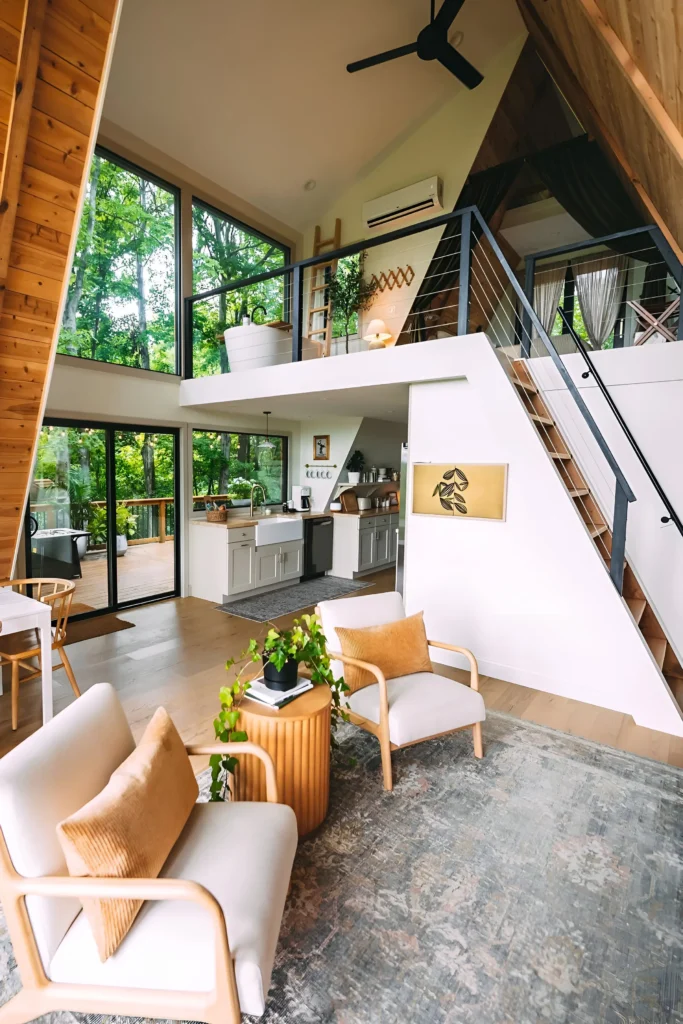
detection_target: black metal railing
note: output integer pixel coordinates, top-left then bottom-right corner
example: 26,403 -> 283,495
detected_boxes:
182,205 -> 683,595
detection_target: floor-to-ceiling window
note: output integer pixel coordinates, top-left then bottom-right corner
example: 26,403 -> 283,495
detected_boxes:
57,148 -> 179,373
27,421 -> 180,618
191,199 -> 289,377
192,429 -> 287,510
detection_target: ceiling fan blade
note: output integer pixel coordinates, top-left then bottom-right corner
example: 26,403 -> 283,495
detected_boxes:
432,38 -> 483,88
433,0 -> 466,31
347,41 -> 418,73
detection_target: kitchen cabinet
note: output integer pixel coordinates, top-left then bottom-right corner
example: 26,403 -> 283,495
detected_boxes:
189,521 -> 303,603
331,512 -> 399,580
227,540 -> 255,595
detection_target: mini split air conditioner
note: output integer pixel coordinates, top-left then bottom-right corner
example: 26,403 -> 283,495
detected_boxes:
362,176 -> 443,231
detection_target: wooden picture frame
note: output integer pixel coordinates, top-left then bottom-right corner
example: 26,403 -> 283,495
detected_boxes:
313,435 -> 330,461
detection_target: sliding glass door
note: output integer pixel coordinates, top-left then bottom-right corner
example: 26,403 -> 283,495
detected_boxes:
114,431 -> 177,605
27,420 -> 179,618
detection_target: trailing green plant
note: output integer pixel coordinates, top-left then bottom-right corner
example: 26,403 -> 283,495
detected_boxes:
209,615 -> 350,801
68,481 -> 94,532
346,449 -> 365,474
433,465 -> 469,514
208,638 -> 260,801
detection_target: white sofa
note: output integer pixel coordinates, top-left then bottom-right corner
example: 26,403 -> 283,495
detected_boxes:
0,683 -> 298,1024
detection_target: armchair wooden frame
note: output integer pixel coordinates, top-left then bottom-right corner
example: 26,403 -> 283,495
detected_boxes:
0,742 -> 278,1024
325,632 -> 483,792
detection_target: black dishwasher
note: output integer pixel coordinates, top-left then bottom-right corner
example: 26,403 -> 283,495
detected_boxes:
302,516 -> 334,580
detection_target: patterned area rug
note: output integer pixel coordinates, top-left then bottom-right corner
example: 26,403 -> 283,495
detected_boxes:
215,576 -> 370,621
1,713 -> 681,1023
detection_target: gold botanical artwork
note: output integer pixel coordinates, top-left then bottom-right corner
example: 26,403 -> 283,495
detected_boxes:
412,463 -> 507,521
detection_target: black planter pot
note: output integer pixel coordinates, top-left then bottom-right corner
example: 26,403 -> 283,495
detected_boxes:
262,654 -> 299,692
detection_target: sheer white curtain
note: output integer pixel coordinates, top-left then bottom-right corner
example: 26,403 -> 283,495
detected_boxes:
533,261 -> 567,343
573,254 -> 628,349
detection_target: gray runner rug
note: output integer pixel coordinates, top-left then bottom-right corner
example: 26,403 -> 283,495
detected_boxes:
216,575 -> 371,621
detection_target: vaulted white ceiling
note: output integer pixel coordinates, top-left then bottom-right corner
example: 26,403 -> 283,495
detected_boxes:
103,0 -> 524,231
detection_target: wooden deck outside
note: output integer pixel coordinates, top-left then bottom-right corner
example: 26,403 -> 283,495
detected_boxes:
72,542 -> 176,614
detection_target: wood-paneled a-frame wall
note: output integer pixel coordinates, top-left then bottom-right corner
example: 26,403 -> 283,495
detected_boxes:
0,0 -> 120,581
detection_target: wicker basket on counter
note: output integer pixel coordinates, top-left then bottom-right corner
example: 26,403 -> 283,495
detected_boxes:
205,507 -> 228,523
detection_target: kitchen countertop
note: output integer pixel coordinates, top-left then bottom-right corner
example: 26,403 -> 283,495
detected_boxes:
192,508 -> 399,529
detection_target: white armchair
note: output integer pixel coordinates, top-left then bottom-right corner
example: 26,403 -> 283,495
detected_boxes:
317,591 -> 485,791
0,683 -> 298,1024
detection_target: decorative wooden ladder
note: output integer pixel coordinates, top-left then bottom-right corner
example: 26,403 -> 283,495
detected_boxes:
510,358 -> 683,712
307,219 -> 341,357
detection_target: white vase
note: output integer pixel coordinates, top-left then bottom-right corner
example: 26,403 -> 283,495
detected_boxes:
116,535 -> 128,557
348,472 -> 361,485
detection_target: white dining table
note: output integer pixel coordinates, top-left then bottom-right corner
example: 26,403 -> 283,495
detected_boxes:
0,589 -> 53,725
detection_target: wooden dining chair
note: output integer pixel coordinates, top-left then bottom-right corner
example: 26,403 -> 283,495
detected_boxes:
0,579 -> 80,730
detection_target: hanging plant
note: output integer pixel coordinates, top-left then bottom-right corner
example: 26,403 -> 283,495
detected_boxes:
433,466 -> 469,514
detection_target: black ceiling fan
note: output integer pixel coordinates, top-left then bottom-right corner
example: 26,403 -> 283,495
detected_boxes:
346,0 -> 483,89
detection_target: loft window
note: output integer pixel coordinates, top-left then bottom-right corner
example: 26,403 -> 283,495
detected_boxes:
58,148 -> 180,373
192,429 -> 287,510
191,198 -> 289,376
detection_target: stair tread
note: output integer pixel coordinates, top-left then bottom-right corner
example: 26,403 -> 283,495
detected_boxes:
645,635 -> 667,669
567,488 -> 590,498
550,451 -> 572,460
589,524 -> 608,539
530,413 -> 554,426
626,597 -> 647,624
512,377 -> 537,394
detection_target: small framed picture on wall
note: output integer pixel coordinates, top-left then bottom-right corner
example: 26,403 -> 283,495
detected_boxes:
313,434 -> 330,461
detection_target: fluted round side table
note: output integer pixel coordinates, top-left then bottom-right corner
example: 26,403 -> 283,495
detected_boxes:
234,685 -> 331,836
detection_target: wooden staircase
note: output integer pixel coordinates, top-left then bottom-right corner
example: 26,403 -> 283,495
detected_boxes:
510,358 -> 683,711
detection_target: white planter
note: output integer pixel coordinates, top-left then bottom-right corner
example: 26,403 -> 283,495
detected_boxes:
116,535 -> 128,557
347,472 -> 361,485
224,323 -> 318,372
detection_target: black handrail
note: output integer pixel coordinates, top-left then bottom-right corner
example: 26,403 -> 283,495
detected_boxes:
556,306 -> 683,537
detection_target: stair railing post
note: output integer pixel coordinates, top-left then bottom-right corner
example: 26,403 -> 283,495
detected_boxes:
291,265 -> 304,362
457,210 -> 471,336
610,480 -> 628,593
521,257 -> 534,358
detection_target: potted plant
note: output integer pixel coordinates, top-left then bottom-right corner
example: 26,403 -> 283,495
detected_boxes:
115,503 -> 138,557
328,251 -> 377,354
87,505 -> 108,549
346,449 -> 365,485
209,616 -> 350,801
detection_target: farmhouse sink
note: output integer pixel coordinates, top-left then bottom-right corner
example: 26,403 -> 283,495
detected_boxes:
255,516 -> 303,546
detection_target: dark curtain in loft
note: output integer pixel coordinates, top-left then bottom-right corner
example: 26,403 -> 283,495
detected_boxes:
407,160 -> 523,341
529,137 -> 667,304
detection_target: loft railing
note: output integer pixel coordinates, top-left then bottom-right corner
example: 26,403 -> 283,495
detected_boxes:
182,205 -> 683,595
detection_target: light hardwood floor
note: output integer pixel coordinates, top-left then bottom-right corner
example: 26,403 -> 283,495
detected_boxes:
1,567 -> 682,768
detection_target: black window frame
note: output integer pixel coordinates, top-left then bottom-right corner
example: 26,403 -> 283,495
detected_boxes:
191,427 -> 289,511
59,145 -> 182,376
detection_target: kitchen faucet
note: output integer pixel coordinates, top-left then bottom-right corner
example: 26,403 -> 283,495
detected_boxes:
249,482 -> 267,517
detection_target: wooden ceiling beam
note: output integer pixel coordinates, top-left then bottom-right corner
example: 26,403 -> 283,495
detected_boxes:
0,0 -> 47,315
574,0 -> 683,169
516,0 -> 683,264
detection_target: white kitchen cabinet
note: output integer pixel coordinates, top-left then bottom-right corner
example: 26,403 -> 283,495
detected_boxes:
227,540 -> 255,595
331,513 -> 399,580
358,528 -> 376,571
281,539 -> 303,581
255,545 -> 281,588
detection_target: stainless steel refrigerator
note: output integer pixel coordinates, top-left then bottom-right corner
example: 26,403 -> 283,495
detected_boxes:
395,442 -> 408,595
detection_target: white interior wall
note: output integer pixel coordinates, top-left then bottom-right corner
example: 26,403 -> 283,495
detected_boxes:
403,344 -> 683,737
295,417 -> 362,512
350,418 -> 407,477
528,342 -> 683,663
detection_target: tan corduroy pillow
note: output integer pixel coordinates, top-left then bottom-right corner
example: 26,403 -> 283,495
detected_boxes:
336,611 -> 433,690
57,706 -> 198,961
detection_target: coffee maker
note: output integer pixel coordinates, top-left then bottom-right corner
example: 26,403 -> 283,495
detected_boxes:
291,485 -> 311,511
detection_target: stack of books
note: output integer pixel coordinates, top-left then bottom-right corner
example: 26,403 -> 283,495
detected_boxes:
244,676 -> 313,710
